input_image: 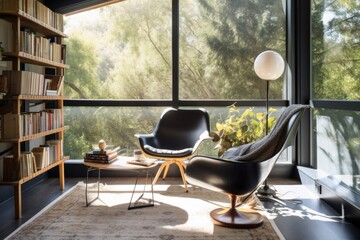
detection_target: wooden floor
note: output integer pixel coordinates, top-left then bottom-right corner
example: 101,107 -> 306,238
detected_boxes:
1,177 -> 360,240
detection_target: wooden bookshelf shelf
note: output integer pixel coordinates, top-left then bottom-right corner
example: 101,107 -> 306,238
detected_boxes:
0,10 -> 66,37
6,95 -> 69,101
2,52 -> 69,68
0,159 -> 66,186
0,126 -> 69,143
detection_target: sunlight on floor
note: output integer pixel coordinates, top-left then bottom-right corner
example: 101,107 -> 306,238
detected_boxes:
261,184 -> 344,223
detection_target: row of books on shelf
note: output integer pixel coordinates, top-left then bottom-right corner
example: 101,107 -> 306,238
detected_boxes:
20,29 -> 66,63
1,109 -> 63,139
0,0 -> 64,32
84,147 -> 120,164
1,70 -> 63,96
2,140 -> 62,181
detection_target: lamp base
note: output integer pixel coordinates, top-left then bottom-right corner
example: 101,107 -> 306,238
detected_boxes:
256,185 -> 276,197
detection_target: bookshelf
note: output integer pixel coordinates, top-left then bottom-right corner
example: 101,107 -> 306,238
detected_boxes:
0,0 -> 68,218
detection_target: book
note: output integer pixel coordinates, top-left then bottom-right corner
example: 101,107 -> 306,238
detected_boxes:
2,70 -> 46,96
46,89 -> 57,96
45,75 -> 64,96
84,145 -> 119,164
2,155 -> 20,181
84,156 -> 118,164
46,139 -> 63,161
19,151 -> 35,178
56,76 -> 64,95
85,146 -> 119,160
61,44 -> 66,64
90,146 -> 120,155
84,152 -> 118,161
127,158 -> 157,167
38,145 -> 51,167
43,78 -> 52,95
32,146 -> 45,170
2,113 -> 20,138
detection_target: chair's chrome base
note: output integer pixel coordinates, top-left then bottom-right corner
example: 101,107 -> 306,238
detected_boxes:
210,207 -> 264,229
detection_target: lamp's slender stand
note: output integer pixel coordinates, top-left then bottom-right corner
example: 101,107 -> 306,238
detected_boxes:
256,80 -> 276,197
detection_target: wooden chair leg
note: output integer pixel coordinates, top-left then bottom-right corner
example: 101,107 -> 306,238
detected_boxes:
152,161 -> 169,185
180,161 -> 187,169
162,161 -> 172,180
175,161 -> 188,192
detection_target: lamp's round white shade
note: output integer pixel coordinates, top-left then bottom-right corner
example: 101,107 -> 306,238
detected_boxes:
254,50 -> 285,80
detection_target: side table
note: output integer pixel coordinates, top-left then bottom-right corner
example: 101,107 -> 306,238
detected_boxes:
83,156 -> 158,210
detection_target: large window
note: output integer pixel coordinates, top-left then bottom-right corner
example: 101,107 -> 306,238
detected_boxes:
64,106 -> 288,162
64,0 -> 172,100
63,0 -> 289,162
179,0 -> 286,100
312,0 -> 360,100
311,0 -> 360,198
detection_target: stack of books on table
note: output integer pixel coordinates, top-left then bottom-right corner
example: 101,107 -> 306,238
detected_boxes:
84,147 -> 119,164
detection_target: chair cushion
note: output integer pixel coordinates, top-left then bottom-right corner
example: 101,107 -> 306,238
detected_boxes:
144,145 -> 193,158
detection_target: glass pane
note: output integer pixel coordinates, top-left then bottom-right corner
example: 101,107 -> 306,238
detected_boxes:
179,0 -> 286,100
63,0 -> 172,99
312,0 -> 360,100
313,108 -> 360,193
64,107 -> 165,159
65,106 -> 289,163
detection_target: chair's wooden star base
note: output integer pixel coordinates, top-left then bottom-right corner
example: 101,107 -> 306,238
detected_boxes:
152,159 -> 188,192
210,207 -> 264,228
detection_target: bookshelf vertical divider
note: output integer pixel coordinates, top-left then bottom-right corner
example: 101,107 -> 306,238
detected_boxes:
0,1 -> 68,219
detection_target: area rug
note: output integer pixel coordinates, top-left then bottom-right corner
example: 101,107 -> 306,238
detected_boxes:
6,181 -> 284,240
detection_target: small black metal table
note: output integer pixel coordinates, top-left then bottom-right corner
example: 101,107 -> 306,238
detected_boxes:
83,156 -> 158,210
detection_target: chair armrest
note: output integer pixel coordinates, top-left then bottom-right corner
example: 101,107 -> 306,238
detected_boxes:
191,131 -> 213,154
134,134 -> 155,152
134,133 -> 154,139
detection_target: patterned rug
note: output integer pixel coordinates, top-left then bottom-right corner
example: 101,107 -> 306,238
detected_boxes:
6,181 -> 284,239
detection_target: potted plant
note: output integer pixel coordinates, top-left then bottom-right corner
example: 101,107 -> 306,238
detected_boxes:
211,104 -> 277,156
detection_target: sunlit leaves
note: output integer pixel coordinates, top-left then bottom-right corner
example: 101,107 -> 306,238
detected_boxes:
212,105 -> 277,156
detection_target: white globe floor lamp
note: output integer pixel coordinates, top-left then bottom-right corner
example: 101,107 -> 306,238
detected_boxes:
254,50 -> 285,197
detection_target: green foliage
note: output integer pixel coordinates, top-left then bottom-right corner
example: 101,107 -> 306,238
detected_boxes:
211,104 -> 277,156
193,0 -> 286,100
64,37 -> 106,99
312,0 -> 360,100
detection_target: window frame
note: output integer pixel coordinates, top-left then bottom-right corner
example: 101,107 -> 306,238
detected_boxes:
63,0 -> 293,173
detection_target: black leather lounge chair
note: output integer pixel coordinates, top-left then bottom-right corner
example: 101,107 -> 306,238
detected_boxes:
135,108 -> 211,192
185,104 -> 309,228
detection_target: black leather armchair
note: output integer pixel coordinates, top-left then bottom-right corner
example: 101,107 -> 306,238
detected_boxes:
185,105 -> 309,228
135,108 -> 211,192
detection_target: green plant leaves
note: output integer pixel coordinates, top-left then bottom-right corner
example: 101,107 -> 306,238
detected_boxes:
212,106 -> 278,156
